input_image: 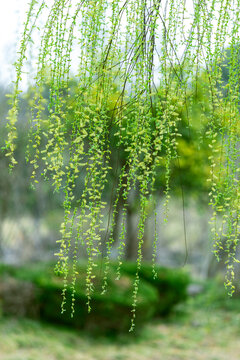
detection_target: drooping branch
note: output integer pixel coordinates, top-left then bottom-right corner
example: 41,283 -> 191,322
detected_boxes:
4,0 -> 240,325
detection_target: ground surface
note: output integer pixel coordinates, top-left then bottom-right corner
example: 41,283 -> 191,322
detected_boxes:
0,298 -> 240,360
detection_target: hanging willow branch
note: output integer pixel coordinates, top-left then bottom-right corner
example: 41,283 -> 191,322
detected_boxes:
4,0 -> 240,327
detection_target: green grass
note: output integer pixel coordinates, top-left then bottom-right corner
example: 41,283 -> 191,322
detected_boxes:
1,282 -> 240,360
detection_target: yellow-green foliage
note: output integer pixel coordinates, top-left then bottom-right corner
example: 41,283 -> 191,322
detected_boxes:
4,0 -> 240,327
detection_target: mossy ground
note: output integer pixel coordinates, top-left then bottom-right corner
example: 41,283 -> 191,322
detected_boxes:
0,286 -> 240,360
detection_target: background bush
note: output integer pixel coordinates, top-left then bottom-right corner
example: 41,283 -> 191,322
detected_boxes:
0,261 -> 189,333
117,262 -> 190,315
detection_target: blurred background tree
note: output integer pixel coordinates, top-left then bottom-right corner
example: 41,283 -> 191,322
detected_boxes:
0,70 -> 221,265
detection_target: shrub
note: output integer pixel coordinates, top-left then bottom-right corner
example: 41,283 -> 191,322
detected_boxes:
189,278 -> 240,313
116,262 -> 190,315
0,262 -> 158,334
0,261 -> 189,332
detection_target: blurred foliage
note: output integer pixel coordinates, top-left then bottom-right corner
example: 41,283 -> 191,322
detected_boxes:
0,261 -> 189,334
113,262 -> 190,315
0,86 -> 63,218
187,277 -> 240,313
0,71 -> 219,219
154,74 -> 215,200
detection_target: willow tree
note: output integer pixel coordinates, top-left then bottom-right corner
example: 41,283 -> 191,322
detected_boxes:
4,0 -> 240,327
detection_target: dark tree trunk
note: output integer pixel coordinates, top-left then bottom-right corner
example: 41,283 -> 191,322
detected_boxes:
125,204 -> 136,260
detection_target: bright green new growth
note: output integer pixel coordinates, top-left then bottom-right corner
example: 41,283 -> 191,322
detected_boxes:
5,0 -> 240,329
